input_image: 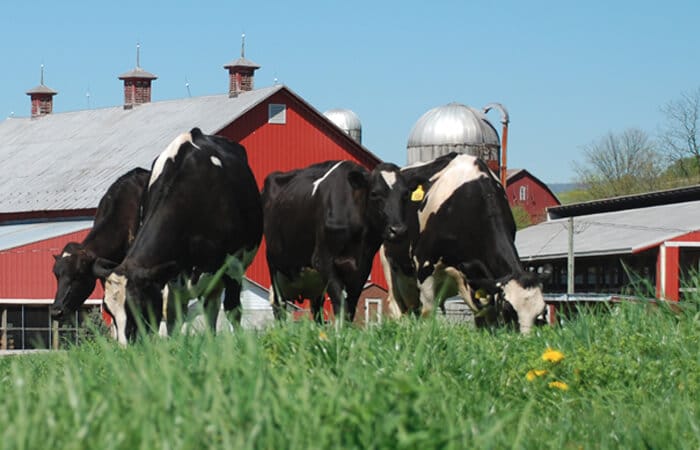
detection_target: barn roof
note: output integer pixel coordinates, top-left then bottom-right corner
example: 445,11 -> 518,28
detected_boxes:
0,85 -> 285,215
516,200 -> 700,261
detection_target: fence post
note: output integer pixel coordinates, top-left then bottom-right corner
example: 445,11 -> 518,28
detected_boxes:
1,308 -> 6,350
52,320 -> 59,350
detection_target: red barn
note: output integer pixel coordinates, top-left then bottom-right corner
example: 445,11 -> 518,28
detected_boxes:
506,168 -> 560,224
0,52 -> 388,348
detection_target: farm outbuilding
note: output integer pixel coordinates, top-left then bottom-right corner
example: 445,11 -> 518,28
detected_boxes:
0,49 -> 390,348
515,185 -> 700,323
506,169 -> 560,224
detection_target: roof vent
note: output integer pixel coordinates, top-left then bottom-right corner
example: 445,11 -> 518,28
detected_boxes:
118,43 -> 157,109
26,64 -> 58,118
223,34 -> 260,98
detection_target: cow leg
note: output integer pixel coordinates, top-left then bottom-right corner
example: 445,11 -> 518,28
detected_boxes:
325,276 -> 347,323
104,293 -> 128,347
417,275 -> 437,318
222,275 -> 243,326
158,284 -> 171,337
269,272 -> 288,321
202,283 -> 225,333
310,295 -> 326,323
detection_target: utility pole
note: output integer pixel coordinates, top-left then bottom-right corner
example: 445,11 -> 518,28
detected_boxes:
567,217 -> 575,295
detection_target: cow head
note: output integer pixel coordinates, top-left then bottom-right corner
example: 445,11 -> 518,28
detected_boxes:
367,163 -> 412,242
460,263 -> 551,334
50,243 -> 98,320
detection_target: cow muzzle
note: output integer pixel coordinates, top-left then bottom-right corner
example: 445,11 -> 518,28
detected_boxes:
386,224 -> 408,242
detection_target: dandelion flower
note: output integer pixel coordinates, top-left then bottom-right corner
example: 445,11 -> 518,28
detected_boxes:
549,380 -> 569,391
319,331 -> 329,341
526,369 -> 548,381
542,348 -> 565,363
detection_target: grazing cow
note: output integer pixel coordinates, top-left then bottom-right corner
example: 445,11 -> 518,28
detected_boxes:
95,128 -> 263,345
381,153 -> 548,334
50,167 -> 150,320
263,160 -> 412,322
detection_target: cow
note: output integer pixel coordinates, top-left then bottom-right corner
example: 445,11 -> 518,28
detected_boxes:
381,153 -> 549,334
50,167 -> 150,321
262,160 -> 413,322
94,128 -> 263,345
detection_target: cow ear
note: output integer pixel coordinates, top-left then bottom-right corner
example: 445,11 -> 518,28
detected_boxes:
93,258 -> 119,278
347,170 -> 369,190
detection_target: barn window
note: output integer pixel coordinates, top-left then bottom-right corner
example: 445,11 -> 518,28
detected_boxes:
268,103 -> 286,124
519,185 -> 528,201
364,298 -> 383,325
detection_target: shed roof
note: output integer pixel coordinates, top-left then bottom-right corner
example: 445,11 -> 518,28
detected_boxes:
516,200 -> 700,261
0,220 -> 92,251
0,85 -> 283,214
547,184 -> 700,219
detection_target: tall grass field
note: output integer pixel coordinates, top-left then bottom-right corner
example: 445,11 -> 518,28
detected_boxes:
1,298 -> 699,449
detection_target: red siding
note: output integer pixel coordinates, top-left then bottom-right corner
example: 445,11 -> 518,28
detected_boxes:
506,174 -> 560,224
0,229 -> 103,300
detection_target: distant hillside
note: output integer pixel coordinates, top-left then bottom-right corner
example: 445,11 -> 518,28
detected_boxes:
547,182 -> 584,194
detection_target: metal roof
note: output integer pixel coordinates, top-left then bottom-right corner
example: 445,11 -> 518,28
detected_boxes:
0,85 -> 283,214
0,220 -> 92,251
406,102 -> 500,164
323,108 -> 361,132
516,200 -> 700,261
547,184 -> 700,219
407,103 -> 499,148
118,67 -> 158,80
223,57 -> 261,69
26,84 -> 58,95
323,108 -> 362,143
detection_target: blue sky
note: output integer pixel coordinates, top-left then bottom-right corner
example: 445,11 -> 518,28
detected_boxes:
1,0 -> 698,183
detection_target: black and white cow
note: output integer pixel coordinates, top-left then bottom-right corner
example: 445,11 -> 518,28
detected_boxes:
262,160 -> 412,322
50,167 -> 150,320
381,153 -> 548,334
95,128 -> 263,345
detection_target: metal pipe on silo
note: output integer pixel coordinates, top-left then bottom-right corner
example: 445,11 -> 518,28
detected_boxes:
483,103 -> 510,187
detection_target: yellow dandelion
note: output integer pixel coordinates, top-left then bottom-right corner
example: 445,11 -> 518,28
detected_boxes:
319,331 -> 329,341
526,369 -> 548,381
548,380 -> 569,391
542,348 -> 565,363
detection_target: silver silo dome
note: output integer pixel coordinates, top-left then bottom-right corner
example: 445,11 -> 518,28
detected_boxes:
324,108 -> 362,144
406,102 -> 500,164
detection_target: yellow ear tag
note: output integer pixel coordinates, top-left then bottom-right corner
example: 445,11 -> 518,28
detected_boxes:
475,288 -> 488,299
411,185 -> 425,202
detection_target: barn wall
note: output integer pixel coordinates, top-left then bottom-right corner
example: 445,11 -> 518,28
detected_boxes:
656,230 -> 700,301
507,174 -> 559,224
0,229 -> 104,299
218,90 -> 388,292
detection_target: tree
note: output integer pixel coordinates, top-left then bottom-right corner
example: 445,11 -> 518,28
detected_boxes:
573,128 -> 664,199
659,87 -> 700,179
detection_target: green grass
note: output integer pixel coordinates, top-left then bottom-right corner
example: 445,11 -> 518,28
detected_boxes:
1,298 -> 699,449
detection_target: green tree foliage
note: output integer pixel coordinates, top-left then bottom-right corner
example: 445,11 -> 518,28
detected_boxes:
572,128 -> 664,200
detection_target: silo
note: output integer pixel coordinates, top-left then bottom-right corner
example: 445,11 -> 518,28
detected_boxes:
324,108 -> 362,144
406,102 -> 500,169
